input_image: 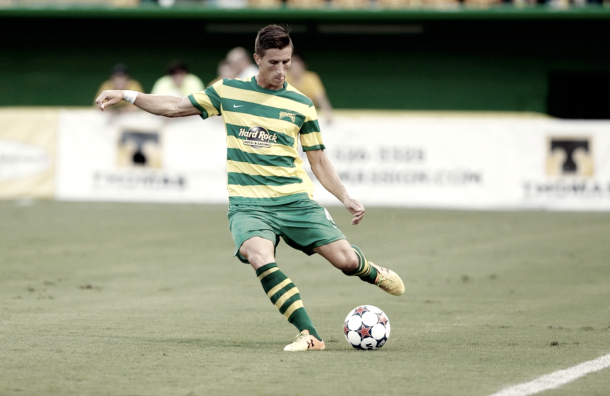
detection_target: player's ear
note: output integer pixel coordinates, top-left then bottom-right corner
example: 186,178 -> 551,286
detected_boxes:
253,53 -> 261,67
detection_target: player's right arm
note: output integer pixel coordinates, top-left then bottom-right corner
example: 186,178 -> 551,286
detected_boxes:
95,90 -> 200,117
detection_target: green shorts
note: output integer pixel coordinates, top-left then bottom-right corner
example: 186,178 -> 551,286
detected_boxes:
227,199 -> 347,264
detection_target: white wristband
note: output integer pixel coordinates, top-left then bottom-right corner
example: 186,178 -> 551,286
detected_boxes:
123,90 -> 138,104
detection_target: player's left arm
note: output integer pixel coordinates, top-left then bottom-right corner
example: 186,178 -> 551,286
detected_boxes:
306,149 -> 365,225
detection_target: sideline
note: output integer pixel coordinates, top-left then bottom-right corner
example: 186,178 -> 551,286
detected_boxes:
489,353 -> 610,396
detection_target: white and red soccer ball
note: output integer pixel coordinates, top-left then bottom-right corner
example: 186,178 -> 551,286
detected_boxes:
343,305 -> 390,350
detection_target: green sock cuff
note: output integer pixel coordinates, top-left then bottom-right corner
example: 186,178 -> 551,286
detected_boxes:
342,245 -> 367,276
255,262 -> 277,277
344,245 -> 378,285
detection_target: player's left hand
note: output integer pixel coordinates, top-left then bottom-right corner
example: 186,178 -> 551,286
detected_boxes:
343,198 -> 365,225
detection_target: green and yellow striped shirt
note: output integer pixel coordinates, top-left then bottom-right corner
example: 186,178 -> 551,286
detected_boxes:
188,76 -> 325,206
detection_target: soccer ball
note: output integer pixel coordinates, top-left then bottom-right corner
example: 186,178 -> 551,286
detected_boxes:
343,305 -> 390,350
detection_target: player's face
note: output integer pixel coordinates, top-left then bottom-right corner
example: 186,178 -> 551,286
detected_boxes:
254,46 -> 292,90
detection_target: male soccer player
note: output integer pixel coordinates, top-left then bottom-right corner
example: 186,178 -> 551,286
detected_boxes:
95,25 -> 404,352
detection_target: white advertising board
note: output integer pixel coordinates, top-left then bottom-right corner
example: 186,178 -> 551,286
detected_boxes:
309,116 -> 610,211
0,108 -> 58,198
56,110 -> 610,210
56,110 -> 227,203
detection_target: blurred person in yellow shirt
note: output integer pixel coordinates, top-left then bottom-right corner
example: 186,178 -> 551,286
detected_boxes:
94,63 -> 143,113
286,53 -> 333,124
151,60 -> 204,97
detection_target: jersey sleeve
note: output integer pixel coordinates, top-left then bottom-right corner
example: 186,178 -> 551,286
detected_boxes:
188,79 -> 223,120
299,104 -> 325,151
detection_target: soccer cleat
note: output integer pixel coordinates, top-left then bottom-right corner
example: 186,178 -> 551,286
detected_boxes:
371,262 -> 405,296
283,330 -> 325,352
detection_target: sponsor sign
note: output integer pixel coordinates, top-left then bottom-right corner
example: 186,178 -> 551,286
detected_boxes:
0,108 -> 57,198
519,120 -> 610,210
54,110 -> 610,210
0,139 -> 51,182
304,116 -> 514,208
56,110 -> 227,203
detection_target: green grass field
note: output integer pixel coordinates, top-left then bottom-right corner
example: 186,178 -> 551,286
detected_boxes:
1,200 -> 609,396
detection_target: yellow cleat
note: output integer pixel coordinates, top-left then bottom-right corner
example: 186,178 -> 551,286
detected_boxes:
371,262 -> 405,296
283,330 -> 325,352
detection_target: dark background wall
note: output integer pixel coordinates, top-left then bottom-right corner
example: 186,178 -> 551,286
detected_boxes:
1,7 -> 610,116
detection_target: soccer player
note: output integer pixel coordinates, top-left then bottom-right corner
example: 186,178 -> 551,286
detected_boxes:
95,25 -> 404,352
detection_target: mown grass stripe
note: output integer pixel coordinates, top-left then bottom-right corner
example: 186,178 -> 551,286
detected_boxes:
228,172 -> 302,187
227,148 -> 295,168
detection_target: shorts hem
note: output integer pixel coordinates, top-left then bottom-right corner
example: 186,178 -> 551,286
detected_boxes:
307,236 -> 347,256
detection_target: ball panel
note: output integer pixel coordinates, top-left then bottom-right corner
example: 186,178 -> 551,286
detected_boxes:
347,331 -> 362,346
371,323 -> 386,340
365,305 -> 383,314
347,315 -> 362,331
361,311 -> 378,326
360,337 -> 378,350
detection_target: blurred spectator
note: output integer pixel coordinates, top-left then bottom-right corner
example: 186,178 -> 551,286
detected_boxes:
286,53 -> 334,123
286,0 -> 326,8
207,59 -> 236,87
226,47 -> 259,79
94,63 -> 143,113
151,60 -> 204,97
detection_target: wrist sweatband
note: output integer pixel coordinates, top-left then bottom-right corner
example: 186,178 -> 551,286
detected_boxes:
123,90 -> 138,104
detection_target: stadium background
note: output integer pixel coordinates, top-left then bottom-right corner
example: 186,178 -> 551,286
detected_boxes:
1,3 -> 610,113
2,2 -> 610,396
3,1 -> 610,207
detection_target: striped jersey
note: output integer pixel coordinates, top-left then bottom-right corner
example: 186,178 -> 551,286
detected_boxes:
188,76 -> 325,206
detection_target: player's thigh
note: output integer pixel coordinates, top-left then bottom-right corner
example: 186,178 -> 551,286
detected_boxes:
228,205 -> 279,265
279,200 -> 347,256
313,239 -> 359,271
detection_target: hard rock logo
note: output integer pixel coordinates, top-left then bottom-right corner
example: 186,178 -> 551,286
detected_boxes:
279,111 -> 296,123
239,126 -> 278,149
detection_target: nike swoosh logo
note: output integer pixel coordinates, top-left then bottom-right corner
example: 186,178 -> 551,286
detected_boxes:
233,104 -> 244,108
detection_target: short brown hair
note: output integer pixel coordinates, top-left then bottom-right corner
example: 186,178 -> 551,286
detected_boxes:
254,25 -> 293,57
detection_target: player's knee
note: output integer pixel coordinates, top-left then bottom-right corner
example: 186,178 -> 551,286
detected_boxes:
240,247 -> 274,268
336,251 -> 359,272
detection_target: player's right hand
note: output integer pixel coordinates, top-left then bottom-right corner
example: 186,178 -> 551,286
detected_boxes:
343,198 -> 365,225
95,90 -> 124,111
